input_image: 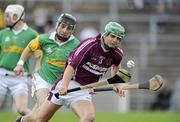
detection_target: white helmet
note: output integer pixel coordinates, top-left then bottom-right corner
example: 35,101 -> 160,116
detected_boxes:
5,4 -> 25,24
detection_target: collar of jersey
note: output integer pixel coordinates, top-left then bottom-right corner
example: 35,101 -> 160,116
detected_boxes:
12,23 -> 28,35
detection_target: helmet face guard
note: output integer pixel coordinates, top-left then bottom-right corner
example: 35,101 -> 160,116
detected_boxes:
55,13 -> 76,42
4,4 -> 25,28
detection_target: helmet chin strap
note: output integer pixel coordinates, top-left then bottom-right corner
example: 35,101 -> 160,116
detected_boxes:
8,20 -> 19,29
55,33 -> 70,42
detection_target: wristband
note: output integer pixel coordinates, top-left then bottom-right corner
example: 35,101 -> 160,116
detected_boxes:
17,60 -> 24,66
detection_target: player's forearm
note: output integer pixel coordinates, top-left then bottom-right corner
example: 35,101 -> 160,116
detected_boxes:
62,65 -> 74,87
32,59 -> 41,73
17,47 -> 33,66
32,50 -> 43,73
111,64 -> 120,76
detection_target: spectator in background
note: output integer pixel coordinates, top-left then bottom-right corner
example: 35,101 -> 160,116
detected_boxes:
0,4 -> 38,115
79,26 -> 98,41
33,6 -> 48,33
151,85 -> 172,110
44,17 -> 54,34
0,8 -> 5,29
132,0 -> 144,9
155,0 -> 168,33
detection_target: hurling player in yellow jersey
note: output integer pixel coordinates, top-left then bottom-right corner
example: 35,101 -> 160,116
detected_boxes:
0,4 -> 38,115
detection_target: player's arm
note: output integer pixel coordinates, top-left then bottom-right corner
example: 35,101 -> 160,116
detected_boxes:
32,49 -> 43,74
89,65 -> 120,94
111,64 -> 125,96
58,64 -> 74,95
20,36 -> 41,62
57,42 -> 90,95
111,64 -> 120,76
14,36 -> 41,75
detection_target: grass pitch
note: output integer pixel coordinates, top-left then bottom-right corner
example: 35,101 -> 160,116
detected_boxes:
0,111 -> 179,122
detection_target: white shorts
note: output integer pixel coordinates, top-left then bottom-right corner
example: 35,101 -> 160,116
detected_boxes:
48,80 -> 92,108
0,68 -> 28,98
31,73 -> 51,97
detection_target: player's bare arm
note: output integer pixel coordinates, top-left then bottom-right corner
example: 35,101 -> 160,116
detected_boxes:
14,47 -> 33,75
110,65 -> 125,96
14,37 -> 41,75
58,65 -> 74,95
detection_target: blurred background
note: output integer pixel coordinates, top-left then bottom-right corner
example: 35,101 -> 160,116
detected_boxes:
0,0 -> 180,114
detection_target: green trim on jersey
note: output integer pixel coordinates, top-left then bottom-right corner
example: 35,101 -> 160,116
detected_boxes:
0,27 -> 38,71
37,33 -> 80,84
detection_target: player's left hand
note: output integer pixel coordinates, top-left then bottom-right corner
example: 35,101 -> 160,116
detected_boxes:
113,84 -> 125,97
89,88 -> 96,94
13,65 -> 24,76
58,85 -> 68,96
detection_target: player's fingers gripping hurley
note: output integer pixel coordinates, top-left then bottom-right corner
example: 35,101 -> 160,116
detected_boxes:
13,65 -> 24,76
54,68 -> 131,99
4,70 -> 32,77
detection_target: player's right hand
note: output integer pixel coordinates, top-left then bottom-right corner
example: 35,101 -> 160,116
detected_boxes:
113,84 -> 125,97
89,88 -> 96,94
13,65 -> 24,76
58,85 -> 68,96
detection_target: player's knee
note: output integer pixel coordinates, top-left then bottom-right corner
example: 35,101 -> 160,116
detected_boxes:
17,107 -> 27,116
81,113 -> 95,122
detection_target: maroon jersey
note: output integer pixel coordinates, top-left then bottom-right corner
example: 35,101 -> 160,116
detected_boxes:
66,34 -> 123,85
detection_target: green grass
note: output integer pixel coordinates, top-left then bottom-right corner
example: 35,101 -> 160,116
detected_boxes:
0,111 -> 179,122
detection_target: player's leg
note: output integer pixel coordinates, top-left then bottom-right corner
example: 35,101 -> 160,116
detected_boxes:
71,100 -> 95,122
14,92 -> 30,115
34,88 -> 49,107
16,99 -> 61,122
35,99 -> 61,122
29,88 -> 49,119
0,94 -> 6,108
31,73 -> 51,108
17,88 -> 63,122
0,86 -> 7,108
27,76 -> 64,122
54,79 -> 95,122
10,76 -> 31,115
64,81 -> 95,122
0,74 -> 8,108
